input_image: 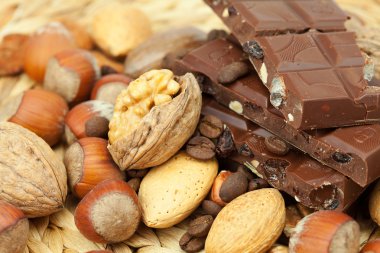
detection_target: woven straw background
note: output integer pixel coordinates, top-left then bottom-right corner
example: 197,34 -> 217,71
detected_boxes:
0,0 -> 379,252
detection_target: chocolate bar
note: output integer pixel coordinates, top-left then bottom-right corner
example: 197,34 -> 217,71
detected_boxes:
174,38 -> 380,187
202,97 -> 363,211
204,0 -> 380,130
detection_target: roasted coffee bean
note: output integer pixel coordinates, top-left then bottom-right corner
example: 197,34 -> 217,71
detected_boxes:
332,152 -> 352,164
126,168 -> 149,178
188,215 -> 214,238
219,172 -> 248,202
127,178 -> 141,193
242,40 -> 263,59
100,65 -> 118,76
85,116 -> 109,138
207,29 -> 228,41
186,136 -> 215,160
236,165 -> 254,181
199,115 -> 224,139
248,178 -> 270,191
179,232 -> 206,253
217,61 -> 249,84
201,200 -> 222,217
216,127 -> 235,158
264,136 -> 290,156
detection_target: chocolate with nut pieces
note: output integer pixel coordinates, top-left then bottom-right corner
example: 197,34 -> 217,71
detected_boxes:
204,0 -> 380,130
174,38 -> 380,187
202,97 -> 364,211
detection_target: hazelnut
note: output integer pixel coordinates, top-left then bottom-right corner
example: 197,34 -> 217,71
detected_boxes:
361,239 -> 380,253
210,170 -> 232,206
0,89 -> 68,146
74,179 -> 141,243
369,180 -> 380,226
64,100 -> 113,144
91,74 -> 131,104
44,48 -> 100,103
0,34 -> 29,76
0,201 -> 29,253
289,211 -> 360,253
64,137 -> 124,198
24,22 -> 76,82
91,3 -> 152,57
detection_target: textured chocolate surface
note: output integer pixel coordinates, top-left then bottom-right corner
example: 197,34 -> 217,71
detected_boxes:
202,97 -> 363,211
175,38 -> 380,187
204,0 -> 380,130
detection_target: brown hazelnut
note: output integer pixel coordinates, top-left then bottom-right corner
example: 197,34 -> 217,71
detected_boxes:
64,100 -> 113,144
0,89 -> 68,146
289,211 -> 360,253
90,74 -> 131,104
210,170 -> 232,206
74,179 -> 141,243
24,22 -> 76,82
64,137 -> 124,199
361,239 -> 380,253
44,48 -> 100,103
0,201 -> 29,253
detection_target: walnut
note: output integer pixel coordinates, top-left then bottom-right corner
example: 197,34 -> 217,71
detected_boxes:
108,69 -> 202,170
0,122 -> 67,217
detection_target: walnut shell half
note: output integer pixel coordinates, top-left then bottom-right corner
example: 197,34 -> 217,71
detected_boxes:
0,122 -> 67,217
108,72 -> 202,170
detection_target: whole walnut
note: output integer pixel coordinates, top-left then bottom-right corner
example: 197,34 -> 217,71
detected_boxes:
0,122 -> 67,217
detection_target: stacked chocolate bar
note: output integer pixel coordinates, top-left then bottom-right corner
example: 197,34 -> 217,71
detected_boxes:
170,0 -> 380,211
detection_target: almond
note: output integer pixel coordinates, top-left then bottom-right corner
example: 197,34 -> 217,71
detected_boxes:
138,151 -> 218,228
205,188 -> 285,253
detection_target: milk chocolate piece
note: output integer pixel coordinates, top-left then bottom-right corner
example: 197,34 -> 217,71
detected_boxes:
176,38 -> 380,187
205,0 -> 380,130
202,97 -> 363,211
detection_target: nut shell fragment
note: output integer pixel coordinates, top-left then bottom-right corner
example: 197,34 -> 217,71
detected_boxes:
0,122 -> 67,217
108,71 -> 202,170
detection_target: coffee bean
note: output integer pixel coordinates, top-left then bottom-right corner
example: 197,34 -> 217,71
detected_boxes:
248,178 -> 270,191
127,178 -> 141,193
332,152 -> 352,164
236,165 -> 254,181
216,127 -> 235,158
126,168 -> 149,178
201,200 -> 222,217
85,116 -> 109,138
179,232 -> 206,253
188,215 -> 214,238
217,61 -> 249,84
219,172 -> 248,202
264,136 -> 290,156
242,40 -> 263,59
199,115 -> 223,139
186,136 -> 215,160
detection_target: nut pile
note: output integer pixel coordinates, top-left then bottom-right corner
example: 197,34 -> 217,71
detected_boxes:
0,1 -> 379,253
